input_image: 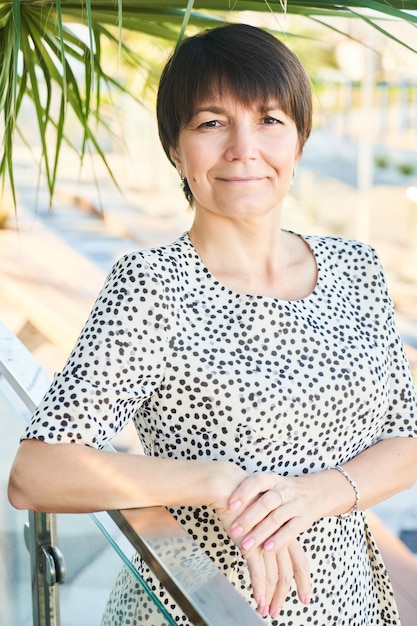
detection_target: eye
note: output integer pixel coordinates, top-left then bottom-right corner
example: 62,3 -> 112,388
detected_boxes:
262,116 -> 283,125
198,119 -> 222,129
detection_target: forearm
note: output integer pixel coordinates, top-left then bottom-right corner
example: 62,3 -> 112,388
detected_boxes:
222,436 -> 417,558
8,439 -> 245,514
304,436 -> 417,520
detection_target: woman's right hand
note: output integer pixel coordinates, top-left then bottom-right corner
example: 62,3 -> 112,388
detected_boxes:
216,501 -> 310,618
244,538 -> 310,618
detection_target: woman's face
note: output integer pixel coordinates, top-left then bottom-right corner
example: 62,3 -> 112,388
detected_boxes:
169,93 -> 300,220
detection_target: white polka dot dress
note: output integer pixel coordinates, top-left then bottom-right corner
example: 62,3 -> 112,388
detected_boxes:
25,233 -> 417,625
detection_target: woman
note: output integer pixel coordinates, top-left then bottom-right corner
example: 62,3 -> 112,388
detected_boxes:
8,23 -> 417,625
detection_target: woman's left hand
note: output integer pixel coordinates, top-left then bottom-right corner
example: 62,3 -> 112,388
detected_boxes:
226,471 -> 320,558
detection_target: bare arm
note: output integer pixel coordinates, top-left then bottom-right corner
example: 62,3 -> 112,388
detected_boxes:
8,438 -> 312,616
8,439 -> 246,513
213,436 -> 417,617
224,436 -> 417,553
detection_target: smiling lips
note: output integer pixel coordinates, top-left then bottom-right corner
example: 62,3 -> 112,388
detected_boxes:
217,176 -> 266,183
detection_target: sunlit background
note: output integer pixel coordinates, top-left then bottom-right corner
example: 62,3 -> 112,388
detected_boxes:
1,8 -> 417,625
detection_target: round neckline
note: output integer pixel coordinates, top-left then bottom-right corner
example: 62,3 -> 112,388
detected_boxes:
183,231 -> 320,303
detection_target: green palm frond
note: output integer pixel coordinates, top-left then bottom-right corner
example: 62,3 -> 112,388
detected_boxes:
0,0 -> 416,207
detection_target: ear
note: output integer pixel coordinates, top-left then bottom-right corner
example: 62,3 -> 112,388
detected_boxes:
169,146 -> 182,170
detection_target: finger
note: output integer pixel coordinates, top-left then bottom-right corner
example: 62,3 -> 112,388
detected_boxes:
289,540 -> 312,606
262,549 -> 279,617
262,516 -> 304,552
232,489 -> 287,546
269,547 -> 294,619
275,488 -> 285,506
245,551 -> 267,615
229,472 -> 279,511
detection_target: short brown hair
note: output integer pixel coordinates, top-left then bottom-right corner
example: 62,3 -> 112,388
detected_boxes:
157,23 -> 312,201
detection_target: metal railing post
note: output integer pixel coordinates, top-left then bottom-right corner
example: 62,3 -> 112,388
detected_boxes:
25,511 -> 66,626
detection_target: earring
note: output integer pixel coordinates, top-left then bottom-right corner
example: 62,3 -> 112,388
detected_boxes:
179,170 -> 187,192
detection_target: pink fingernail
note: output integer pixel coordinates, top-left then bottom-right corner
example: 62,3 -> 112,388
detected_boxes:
229,499 -> 242,511
257,596 -> 265,610
242,537 -> 255,550
230,525 -> 243,538
303,594 -> 311,605
264,540 -> 275,551
270,606 -> 282,618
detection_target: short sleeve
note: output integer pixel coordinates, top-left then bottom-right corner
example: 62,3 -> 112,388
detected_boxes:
372,248 -> 417,439
22,252 -> 168,448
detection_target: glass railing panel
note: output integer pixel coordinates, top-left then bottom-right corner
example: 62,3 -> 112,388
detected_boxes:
56,511 -> 178,626
102,508 -> 264,625
0,323 -> 178,626
0,381 -> 32,626
1,375 -> 178,626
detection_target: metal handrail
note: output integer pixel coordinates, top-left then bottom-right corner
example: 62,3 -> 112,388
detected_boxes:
0,321 -> 263,626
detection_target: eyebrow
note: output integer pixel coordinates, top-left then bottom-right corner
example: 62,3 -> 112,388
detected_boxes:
191,102 -> 283,117
192,105 -> 227,117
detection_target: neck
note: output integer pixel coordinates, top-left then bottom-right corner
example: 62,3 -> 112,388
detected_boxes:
188,210 -> 285,269
186,206 -> 317,300
187,210 -> 295,297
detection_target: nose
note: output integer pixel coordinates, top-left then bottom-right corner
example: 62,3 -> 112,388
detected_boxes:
224,121 -> 258,162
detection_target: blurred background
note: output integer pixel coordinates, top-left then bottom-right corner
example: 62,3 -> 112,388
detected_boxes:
1,5 -> 417,625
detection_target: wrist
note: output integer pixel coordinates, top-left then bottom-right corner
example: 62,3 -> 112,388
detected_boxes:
312,466 -> 360,519
330,466 -> 360,518
291,469 -> 359,522
207,461 -> 246,510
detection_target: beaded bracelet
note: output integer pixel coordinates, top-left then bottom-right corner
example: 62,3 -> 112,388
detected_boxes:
333,465 -> 360,519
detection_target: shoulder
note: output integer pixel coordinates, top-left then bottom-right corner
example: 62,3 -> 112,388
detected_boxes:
304,234 -> 381,274
107,234 -> 190,285
304,234 -> 375,259
304,234 -> 392,309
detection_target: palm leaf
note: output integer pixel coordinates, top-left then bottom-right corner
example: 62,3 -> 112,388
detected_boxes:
0,0 -> 416,207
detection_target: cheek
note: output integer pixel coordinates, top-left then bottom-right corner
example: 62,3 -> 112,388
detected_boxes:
183,155 -> 212,184
278,146 -> 299,172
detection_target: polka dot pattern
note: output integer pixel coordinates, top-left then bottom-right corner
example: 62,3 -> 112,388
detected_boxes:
24,233 -> 417,625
